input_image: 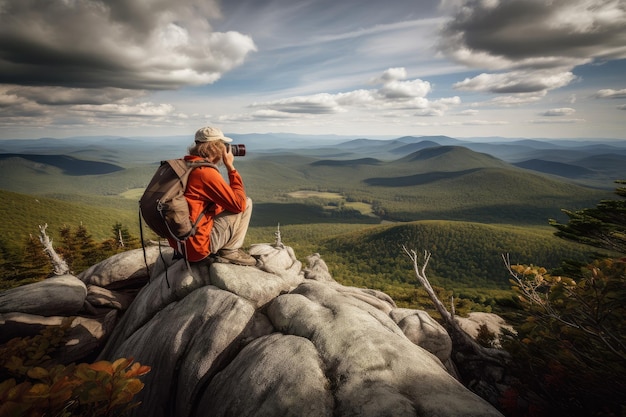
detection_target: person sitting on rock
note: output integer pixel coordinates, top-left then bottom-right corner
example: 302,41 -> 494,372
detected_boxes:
170,126 -> 256,266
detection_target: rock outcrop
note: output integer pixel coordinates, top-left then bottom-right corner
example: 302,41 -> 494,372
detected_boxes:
0,242 -> 505,417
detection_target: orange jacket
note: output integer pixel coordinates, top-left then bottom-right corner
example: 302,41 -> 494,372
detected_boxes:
169,155 -> 247,262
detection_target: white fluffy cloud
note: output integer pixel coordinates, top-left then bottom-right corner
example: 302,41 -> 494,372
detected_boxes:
595,89 -> 626,99
246,68 -> 457,119
454,71 -> 576,94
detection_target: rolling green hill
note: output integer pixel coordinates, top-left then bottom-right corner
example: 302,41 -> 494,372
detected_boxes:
0,153 -> 123,175
395,145 -> 507,169
0,189 -> 140,248
0,157 -> 157,196
513,159 -> 593,178
317,220 -> 598,294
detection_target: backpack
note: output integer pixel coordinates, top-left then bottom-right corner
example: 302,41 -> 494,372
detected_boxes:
139,158 -> 217,250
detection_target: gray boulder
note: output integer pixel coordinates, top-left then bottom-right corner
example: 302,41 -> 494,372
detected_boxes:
455,311 -> 516,348
99,243 -> 503,417
0,274 -> 86,316
78,246 -> 169,289
0,240 -> 505,416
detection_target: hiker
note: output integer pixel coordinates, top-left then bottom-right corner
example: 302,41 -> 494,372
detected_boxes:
169,126 -> 256,266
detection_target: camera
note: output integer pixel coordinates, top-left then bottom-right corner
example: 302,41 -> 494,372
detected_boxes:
229,144 -> 246,157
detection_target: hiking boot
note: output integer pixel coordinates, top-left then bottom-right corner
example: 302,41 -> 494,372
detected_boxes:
216,248 -> 257,266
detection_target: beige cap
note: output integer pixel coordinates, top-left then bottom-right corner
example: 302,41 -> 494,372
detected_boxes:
194,126 -> 233,143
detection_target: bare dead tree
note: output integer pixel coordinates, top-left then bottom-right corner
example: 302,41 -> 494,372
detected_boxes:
274,223 -> 284,248
118,228 -> 125,248
403,246 -> 512,408
403,246 -> 507,359
38,223 -> 69,276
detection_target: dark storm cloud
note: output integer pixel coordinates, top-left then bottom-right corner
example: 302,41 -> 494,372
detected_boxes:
439,0 -> 626,69
438,0 -> 626,97
0,0 -> 257,90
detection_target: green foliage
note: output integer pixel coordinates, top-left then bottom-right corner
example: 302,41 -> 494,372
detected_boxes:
319,220 -> 593,291
475,324 -> 498,349
56,223 -> 136,275
0,236 -> 51,290
1,222 -> 140,290
550,180 -> 626,255
245,221 -> 591,314
0,189 -> 139,245
0,319 -> 150,417
0,157 -> 156,197
503,259 -> 626,417
100,222 -> 141,257
502,182 -> 626,416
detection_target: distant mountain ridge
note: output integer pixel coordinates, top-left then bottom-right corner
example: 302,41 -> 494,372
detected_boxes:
312,158 -> 382,167
0,153 -> 123,175
513,159 -> 594,178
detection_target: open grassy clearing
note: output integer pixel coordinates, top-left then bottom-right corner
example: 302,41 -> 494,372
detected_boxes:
120,188 -> 145,200
287,190 -> 343,199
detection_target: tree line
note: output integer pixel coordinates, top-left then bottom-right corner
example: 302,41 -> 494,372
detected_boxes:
0,222 -> 140,290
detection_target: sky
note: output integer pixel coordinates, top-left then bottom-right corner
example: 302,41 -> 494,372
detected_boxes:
0,0 -> 625,140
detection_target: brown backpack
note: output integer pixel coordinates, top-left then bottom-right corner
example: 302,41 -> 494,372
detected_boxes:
139,158 -> 217,242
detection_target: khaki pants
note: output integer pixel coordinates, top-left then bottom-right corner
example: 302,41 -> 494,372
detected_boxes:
209,197 -> 252,253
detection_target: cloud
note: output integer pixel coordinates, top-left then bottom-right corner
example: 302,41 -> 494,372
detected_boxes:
487,91 -> 547,106
379,79 -> 432,99
0,0 -> 257,90
439,0 -> 626,104
71,103 -> 176,118
245,68 -> 458,120
530,118 -> 585,124
461,119 -> 509,126
458,109 -> 479,116
439,0 -> 626,69
541,107 -> 576,117
0,83 -> 190,131
454,70 -> 576,94
218,110 -> 308,123
2,86 -> 145,106
595,88 -> 626,99
250,94 -> 346,115
370,68 -> 409,84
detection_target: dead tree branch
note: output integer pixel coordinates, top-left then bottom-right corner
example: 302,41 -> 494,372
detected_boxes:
403,246 -> 514,408
403,245 -> 508,361
38,223 -> 69,276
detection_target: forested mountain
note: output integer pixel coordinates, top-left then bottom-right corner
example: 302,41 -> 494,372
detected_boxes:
0,153 -> 123,175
